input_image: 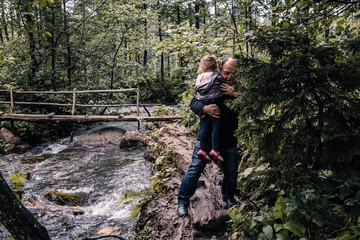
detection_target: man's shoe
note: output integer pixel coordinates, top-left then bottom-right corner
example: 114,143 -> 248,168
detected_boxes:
225,198 -> 237,208
177,204 -> 188,217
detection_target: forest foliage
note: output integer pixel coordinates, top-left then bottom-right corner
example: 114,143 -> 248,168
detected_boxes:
228,1 -> 360,240
1,0 -> 360,239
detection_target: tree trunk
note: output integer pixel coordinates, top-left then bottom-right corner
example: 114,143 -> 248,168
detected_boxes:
0,25 -> 3,43
47,5 -> 57,90
157,2 -> 168,98
1,3 -> 9,41
63,0 -> 71,88
0,173 -> 51,240
195,0 -> 200,29
110,37 -> 124,90
176,3 -> 181,24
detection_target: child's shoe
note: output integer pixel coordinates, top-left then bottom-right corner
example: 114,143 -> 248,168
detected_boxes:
197,149 -> 212,162
209,149 -> 224,162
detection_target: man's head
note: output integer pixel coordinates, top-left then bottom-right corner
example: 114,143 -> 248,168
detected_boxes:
220,57 -> 237,80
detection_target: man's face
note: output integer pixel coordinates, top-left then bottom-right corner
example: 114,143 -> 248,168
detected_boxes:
221,59 -> 236,80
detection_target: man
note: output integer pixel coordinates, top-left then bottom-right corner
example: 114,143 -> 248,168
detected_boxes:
177,57 -> 240,217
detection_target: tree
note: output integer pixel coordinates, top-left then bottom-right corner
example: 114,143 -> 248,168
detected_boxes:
0,172 -> 51,240
229,0 -> 360,239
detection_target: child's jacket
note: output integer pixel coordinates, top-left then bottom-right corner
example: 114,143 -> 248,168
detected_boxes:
195,71 -> 224,101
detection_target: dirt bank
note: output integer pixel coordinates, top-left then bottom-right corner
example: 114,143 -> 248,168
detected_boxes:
137,122 -> 233,240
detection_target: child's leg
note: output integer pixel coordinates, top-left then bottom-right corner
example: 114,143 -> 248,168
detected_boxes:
209,114 -> 224,162
198,116 -> 212,162
211,116 -> 221,151
199,116 -> 211,151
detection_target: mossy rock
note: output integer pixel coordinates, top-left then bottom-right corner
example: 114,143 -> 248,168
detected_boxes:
119,131 -> 147,149
44,191 -> 87,206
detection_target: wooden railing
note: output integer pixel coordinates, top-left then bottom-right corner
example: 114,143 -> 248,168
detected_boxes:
0,88 -> 143,116
0,88 -> 183,123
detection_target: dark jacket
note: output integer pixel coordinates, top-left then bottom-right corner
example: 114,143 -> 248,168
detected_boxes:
190,95 -> 238,149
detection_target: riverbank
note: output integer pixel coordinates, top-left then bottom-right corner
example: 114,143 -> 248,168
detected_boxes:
1,121 -> 237,239
137,122 -> 233,239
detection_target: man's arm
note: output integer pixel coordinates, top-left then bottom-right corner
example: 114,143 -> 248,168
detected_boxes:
190,98 -> 220,118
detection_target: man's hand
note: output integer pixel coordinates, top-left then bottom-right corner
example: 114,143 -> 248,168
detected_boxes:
202,104 -> 220,118
220,83 -> 240,98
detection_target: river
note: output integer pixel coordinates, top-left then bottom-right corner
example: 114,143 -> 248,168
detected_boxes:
0,121 -> 152,240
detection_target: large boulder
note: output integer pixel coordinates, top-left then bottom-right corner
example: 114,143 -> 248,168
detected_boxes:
0,128 -> 21,144
69,127 -> 126,147
119,130 -> 148,149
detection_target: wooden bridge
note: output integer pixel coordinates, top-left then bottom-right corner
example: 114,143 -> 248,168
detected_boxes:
0,88 -> 183,124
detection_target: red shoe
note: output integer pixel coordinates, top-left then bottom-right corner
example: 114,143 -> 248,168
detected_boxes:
209,149 -> 224,162
197,149 -> 212,162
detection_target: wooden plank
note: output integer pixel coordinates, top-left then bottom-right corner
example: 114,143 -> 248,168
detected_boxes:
0,101 -> 162,107
75,88 -> 139,94
0,113 -> 183,122
5,88 -> 139,94
10,88 -> 14,114
72,88 -> 76,115
0,101 -> 72,107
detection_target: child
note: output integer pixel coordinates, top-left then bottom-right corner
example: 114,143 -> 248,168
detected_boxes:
195,55 -> 224,163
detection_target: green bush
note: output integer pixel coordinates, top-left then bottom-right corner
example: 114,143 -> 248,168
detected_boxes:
229,6 -> 360,239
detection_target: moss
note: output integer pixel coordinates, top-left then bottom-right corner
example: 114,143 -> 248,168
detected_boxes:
44,191 -> 85,206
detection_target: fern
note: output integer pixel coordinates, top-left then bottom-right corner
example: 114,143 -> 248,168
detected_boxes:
118,190 -> 142,205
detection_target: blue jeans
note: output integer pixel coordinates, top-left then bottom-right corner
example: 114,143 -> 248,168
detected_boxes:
178,141 -> 238,206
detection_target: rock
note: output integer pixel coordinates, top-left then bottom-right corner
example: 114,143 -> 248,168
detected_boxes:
25,198 -> 84,215
69,127 -> 126,147
15,144 -> 32,153
0,128 -> 21,144
119,130 -> 147,149
43,191 -> 87,206
136,122 -> 233,239
97,226 -> 123,236
2,143 -> 15,153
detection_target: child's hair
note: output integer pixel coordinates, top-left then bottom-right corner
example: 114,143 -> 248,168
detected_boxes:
197,55 -> 221,74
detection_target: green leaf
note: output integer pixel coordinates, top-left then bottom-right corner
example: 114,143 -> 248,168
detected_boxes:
276,232 -> 290,240
9,171 -> 26,185
270,6 -> 279,11
298,0 -> 308,8
284,220 -> 306,237
39,0 -> 47,7
274,196 -> 286,220
229,207 -> 240,221
274,223 -> 284,232
336,26 -> 344,32
337,19 -> 345,25
271,17 -> 280,23
263,225 -> 273,240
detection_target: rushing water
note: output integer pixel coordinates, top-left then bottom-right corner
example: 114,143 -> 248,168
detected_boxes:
0,121 -> 152,240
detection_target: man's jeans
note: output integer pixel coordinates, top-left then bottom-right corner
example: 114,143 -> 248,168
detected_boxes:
178,141 -> 238,206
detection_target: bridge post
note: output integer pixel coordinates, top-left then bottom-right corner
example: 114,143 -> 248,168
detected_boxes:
10,88 -> 14,114
71,88 -> 76,115
70,88 -> 76,142
10,88 -> 14,131
136,89 -> 140,130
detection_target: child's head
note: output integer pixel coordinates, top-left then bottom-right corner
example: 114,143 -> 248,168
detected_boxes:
197,55 -> 220,74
